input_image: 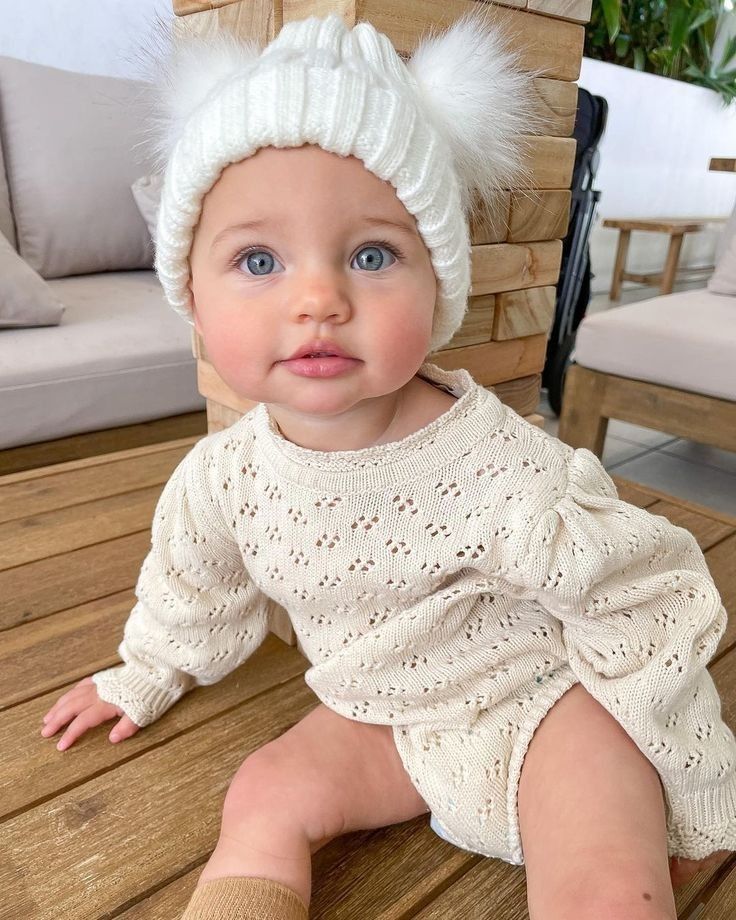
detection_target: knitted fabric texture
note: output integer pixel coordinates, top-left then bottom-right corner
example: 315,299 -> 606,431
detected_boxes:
180,876 -> 308,920
150,11 -> 535,354
92,362 -> 736,864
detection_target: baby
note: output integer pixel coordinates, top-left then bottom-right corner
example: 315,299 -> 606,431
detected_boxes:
40,11 -> 734,920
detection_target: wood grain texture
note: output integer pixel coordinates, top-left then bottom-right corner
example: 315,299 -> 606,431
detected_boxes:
493,373 -> 543,417
508,189 -> 572,242
173,0 -> 278,35
469,191 -> 511,245
522,136 -> 576,188
0,413 -> 206,477
492,285 -> 556,339
527,0 -> 591,24
532,78 -> 578,137
446,294 -> 496,348
559,365 -> 736,455
603,218 -> 705,234
471,240 -> 563,295
284,0 -> 585,81
710,158 -> 736,173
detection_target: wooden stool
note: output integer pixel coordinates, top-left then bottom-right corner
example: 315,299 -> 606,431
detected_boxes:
604,218 -> 705,301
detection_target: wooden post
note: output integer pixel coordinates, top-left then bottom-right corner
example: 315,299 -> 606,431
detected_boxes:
609,228 -> 630,301
557,364 -> 609,455
660,232 -> 685,294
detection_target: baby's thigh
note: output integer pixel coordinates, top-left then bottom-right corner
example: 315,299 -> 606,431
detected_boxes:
223,703 -> 430,847
517,683 -> 677,920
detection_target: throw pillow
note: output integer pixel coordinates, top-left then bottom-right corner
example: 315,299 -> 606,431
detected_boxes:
0,233 -> 65,327
0,56 -> 157,279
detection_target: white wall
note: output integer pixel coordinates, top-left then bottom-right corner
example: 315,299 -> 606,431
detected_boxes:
1,2 -> 734,295
0,0 -> 172,77
579,57 -> 736,294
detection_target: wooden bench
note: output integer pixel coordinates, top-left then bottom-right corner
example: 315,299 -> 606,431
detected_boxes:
604,217 -> 724,301
3,439 -> 736,917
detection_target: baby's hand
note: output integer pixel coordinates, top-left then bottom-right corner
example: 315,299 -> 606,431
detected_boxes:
40,675 -> 140,751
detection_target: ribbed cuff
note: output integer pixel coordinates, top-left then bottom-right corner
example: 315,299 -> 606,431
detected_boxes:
91,666 -> 185,728
182,876 -> 309,920
664,774 -> 736,860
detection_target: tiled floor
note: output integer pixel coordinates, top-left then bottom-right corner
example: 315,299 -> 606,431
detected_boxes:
541,280 -> 736,517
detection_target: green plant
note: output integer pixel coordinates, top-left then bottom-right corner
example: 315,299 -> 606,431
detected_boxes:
585,1 -> 736,105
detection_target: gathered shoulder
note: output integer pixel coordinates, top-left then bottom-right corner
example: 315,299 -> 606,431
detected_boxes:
476,400 -> 577,512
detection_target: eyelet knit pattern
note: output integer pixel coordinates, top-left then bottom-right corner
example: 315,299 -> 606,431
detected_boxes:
92,361 -> 736,865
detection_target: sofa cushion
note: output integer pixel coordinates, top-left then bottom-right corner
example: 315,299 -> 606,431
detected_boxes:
0,271 -> 206,449
0,56 -> 156,279
0,233 -> 65,327
574,288 -> 736,401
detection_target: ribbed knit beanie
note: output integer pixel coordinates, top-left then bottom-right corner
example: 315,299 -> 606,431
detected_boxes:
143,8 -> 536,354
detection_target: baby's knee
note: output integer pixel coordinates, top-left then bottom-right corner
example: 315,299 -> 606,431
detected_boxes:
221,744 -> 344,846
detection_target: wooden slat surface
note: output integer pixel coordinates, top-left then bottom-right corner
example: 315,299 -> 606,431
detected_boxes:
2,439 -> 734,918
282,0 -> 586,82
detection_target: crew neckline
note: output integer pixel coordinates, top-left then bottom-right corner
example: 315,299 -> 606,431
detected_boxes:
248,361 -> 506,491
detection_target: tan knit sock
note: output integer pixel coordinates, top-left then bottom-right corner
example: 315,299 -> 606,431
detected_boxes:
180,875 -> 309,920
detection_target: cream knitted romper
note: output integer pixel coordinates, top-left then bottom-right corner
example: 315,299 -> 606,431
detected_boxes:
92,361 -> 736,864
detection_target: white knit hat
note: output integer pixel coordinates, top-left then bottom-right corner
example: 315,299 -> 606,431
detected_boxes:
143,8 -> 536,354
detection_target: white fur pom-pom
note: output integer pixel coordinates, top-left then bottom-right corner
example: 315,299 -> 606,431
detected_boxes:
125,13 -> 263,176
407,5 -> 541,217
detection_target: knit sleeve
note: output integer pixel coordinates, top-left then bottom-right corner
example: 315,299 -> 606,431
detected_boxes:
524,446 -> 736,859
91,440 -> 271,729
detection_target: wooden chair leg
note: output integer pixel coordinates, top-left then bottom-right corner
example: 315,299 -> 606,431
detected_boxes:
558,364 -> 610,458
610,229 -> 630,301
661,232 -> 684,294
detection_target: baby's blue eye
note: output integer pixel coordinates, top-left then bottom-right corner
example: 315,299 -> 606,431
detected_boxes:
353,244 -> 397,271
244,250 -> 277,276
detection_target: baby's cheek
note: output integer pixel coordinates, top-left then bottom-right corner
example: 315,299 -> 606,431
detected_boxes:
380,305 -> 433,359
203,328 -> 268,399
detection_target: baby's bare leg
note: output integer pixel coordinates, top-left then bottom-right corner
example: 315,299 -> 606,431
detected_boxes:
518,682 -> 677,920
197,703 -> 430,909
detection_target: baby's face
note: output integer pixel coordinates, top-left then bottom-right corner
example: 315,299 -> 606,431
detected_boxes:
188,144 -> 436,431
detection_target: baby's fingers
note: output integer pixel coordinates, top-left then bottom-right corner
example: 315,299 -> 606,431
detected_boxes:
54,710 -> 101,751
109,715 -> 140,744
42,676 -> 95,724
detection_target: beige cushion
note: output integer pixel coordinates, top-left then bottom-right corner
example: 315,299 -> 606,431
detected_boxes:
708,218 -> 736,295
0,233 -> 65,327
574,288 -> 736,401
0,271 -> 205,449
0,56 -> 156,279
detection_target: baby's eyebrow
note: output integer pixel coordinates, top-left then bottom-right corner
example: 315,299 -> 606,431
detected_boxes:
210,215 -> 417,251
